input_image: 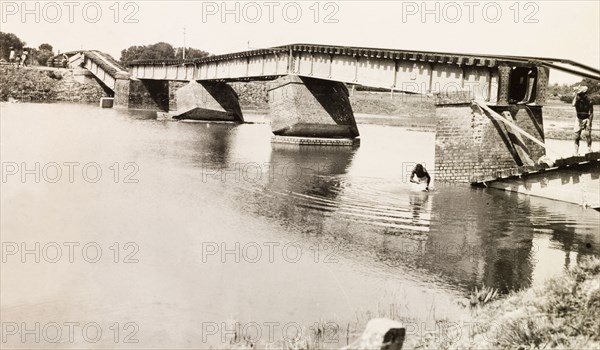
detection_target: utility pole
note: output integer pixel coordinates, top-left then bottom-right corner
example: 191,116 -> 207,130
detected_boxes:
183,26 -> 186,60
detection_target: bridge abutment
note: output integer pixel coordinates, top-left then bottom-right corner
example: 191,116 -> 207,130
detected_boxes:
434,64 -> 550,183
173,81 -> 243,122
267,75 -> 359,142
434,103 -> 545,183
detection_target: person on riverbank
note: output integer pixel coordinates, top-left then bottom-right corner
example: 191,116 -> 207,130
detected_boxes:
61,54 -> 69,68
9,47 -> 16,66
409,164 -> 431,191
20,50 -> 28,67
572,86 -> 594,156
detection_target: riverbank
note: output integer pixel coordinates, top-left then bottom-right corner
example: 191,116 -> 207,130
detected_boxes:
411,257 -> 600,349
246,253 -> 597,349
544,99 -> 600,141
216,257 -> 600,349
0,66 -> 105,103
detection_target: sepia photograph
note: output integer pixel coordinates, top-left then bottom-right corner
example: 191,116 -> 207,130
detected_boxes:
1,1 -> 599,349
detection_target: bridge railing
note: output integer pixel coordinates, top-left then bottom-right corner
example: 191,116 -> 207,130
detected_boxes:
83,57 -> 117,91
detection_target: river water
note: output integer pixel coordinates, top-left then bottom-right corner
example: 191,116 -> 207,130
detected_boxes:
1,103 -> 598,348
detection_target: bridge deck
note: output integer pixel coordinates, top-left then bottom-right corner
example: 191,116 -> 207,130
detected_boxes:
128,43 -> 599,98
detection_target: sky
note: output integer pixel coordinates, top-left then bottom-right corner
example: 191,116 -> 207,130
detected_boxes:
1,0 -> 599,84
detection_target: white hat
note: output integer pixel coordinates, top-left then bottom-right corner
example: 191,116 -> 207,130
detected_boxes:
578,86 -> 588,94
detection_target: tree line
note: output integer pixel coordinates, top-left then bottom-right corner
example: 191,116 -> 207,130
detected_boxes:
550,79 -> 600,105
119,42 -> 211,63
0,32 -> 55,66
1,32 -> 210,66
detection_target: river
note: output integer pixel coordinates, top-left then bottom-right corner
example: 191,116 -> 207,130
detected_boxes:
1,103 -> 598,348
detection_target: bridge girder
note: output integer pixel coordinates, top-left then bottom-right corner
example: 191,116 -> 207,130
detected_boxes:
130,50 -> 505,101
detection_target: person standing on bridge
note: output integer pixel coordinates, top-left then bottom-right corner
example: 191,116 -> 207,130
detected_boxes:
572,86 -> 594,156
409,164 -> 431,191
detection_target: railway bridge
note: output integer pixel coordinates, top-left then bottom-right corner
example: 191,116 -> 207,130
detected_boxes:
76,44 -> 600,183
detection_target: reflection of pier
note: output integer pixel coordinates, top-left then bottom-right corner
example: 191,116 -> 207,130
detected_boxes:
181,122 -> 238,165
244,143 -> 358,227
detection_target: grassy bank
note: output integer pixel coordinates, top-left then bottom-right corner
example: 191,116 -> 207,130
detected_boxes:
413,257 -> 600,349
227,82 -> 437,121
350,90 -> 436,118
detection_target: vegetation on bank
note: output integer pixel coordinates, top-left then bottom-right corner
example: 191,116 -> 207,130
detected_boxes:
1,31 -> 212,67
550,78 -> 600,105
0,32 -> 55,66
414,257 -> 600,350
120,42 -> 211,64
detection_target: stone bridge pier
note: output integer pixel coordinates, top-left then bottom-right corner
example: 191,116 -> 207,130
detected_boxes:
267,75 -> 359,144
124,74 -> 361,144
173,81 -> 243,122
114,78 -> 170,111
114,79 -> 244,122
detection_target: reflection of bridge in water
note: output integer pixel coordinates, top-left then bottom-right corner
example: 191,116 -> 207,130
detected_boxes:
421,188 -> 598,293
246,175 -> 598,294
179,122 -> 598,295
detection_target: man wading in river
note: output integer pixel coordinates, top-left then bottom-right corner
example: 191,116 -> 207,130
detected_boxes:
410,164 -> 431,192
572,86 -> 594,156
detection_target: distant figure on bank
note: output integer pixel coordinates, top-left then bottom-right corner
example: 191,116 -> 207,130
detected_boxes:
410,164 -> 431,191
572,86 -> 594,156
9,47 -> 16,66
61,54 -> 69,68
20,50 -> 28,67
